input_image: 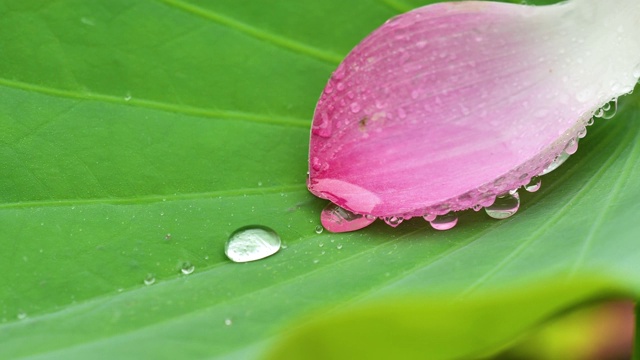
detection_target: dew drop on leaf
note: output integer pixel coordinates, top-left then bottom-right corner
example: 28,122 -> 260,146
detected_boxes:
225,226 -> 281,263
180,262 -> 195,275
144,274 -> 156,286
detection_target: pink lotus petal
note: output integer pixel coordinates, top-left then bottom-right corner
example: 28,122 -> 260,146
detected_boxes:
308,0 -> 640,223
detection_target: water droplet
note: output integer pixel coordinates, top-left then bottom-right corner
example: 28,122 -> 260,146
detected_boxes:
180,262 -> 195,275
383,216 -> 403,227
144,274 -> 156,286
164,233 -> 171,240
524,177 -> 541,193
225,226 -> 281,263
601,99 -> 618,119
423,214 -> 437,222
224,318 -> 232,326
124,92 -> 132,101
350,102 -> 361,113
564,138 -> 578,155
315,225 -> 324,234
320,203 -> 375,233
594,108 -> 604,118
336,244 -> 343,250
577,127 -> 587,139
429,212 -> 458,231
17,311 -> 27,320
485,192 -> 520,219
313,259 -> 320,264
540,152 -> 570,175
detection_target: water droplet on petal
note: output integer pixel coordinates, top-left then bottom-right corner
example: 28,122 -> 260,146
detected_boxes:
314,225 -> 324,234
540,152 -> 570,175
564,138 -> 578,155
485,192 -> 520,219
350,102 -> 361,113
524,176 -> 542,193
429,212 -> 458,231
180,262 -> 195,275
320,203 -> 376,233
384,216 -> 403,227
144,274 -> 156,286
225,226 -> 281,263
601,99 -> 618,119
423,214 -> 437,222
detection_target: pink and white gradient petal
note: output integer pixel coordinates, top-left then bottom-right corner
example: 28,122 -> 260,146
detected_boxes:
308,0 -> 640,228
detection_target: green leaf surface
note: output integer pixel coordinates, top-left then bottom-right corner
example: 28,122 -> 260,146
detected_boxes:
1,0 -> 639,359
266,278 -> 630,360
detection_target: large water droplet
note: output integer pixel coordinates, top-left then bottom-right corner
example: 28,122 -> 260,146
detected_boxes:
320,203 -> 375,233
429,212 -> 458,231
383,216 -> 403,227
485,192 -> 520,219
601,99 -> 618,120
181,262 -> 195,275
225,226 -> 281,263
564,138 -> 578,155
524,176 -> 541,193
540,152 -> 570,175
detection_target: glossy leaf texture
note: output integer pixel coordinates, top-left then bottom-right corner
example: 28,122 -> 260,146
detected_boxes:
1,0 -> 639,359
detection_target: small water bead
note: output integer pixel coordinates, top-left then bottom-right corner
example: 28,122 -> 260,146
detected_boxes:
144,274 -> 156,286
17,311 -> 27,320
336,244 -> 343,250
320,203 -> 376,233
224,318 -> 233,326
315,225 -> 324,234
384,216 -> 403,227
225,225 -> 281,263
540,151 -> 570,175
485,191 -> 520,219
429,212 -> 458,231
350,102 -> 361,113
180,262 -> 195,275
524,176 -> 542,193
